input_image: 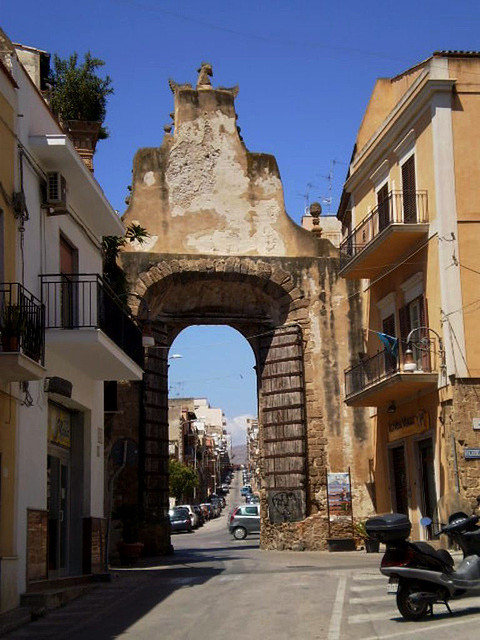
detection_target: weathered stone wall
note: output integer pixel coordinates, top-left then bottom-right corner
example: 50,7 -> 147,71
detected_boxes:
120,252 -> 371,550
115,68 -> 371,551
445,379 -> 480,508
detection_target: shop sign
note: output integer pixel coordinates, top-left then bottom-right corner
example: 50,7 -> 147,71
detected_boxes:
48,404 -> 71,448
388,410 -> 429,442
473,418 -> 480,431
464,448 -> 480,460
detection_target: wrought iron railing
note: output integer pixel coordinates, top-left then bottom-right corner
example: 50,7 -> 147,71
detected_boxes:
0,282 -> 45,364
340,190 -> 428,269
41,274 -> 143,368
344,346 -> 434,399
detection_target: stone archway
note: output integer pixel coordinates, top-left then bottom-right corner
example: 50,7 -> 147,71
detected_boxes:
109,65 -> 372,553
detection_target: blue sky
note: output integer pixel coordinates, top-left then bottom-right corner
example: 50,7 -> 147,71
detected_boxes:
3,0 -> 480,443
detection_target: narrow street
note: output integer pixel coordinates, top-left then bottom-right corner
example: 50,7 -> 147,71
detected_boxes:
4,478 -> 480,640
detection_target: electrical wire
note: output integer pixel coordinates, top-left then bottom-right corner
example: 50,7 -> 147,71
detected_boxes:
114,0 -> 404,62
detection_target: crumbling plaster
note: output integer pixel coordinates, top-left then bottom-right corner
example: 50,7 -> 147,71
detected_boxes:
122,84 -> 325,258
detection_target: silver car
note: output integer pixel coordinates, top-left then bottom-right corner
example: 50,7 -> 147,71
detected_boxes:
228,504 -> 260,539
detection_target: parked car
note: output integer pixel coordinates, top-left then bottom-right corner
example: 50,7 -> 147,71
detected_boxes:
177,504 -> 200,529
199,503 -> 211,520
228,504 -> 260,539
200,503 -> 215,520
192,504 -> 205,526
241,486 -> 252,496
169,507 -> 192,533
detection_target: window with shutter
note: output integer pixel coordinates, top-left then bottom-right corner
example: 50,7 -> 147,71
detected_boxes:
377,183 -> 390,231
402,155 -> 417,223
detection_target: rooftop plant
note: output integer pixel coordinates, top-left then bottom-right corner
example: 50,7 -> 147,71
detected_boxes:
48,51 -> 113,139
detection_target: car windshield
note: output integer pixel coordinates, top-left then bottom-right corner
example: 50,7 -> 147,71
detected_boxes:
170,508 -> 188,518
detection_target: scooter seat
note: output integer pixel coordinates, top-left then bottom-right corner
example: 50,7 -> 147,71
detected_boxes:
410,541 -> 455,567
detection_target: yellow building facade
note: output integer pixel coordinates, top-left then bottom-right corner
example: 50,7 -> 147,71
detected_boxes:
338,52 -> 480,539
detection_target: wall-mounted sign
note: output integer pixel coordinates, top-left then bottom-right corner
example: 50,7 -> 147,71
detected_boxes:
464,448 -> 480,460
472,418 -> 480,431
326,471 -> 352,520
388,410 -> 430,442
48,404 -> 71,449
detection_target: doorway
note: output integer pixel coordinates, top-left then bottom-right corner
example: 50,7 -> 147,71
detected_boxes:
47,403 -> 73,576
389,444 -> 408,515
418,438 -> 438,538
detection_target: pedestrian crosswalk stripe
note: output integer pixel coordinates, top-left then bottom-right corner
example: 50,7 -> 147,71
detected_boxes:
351,573 -> 385,581
348,608 -> 399,624
350,583 -> 386,592
349,595 -> 392,605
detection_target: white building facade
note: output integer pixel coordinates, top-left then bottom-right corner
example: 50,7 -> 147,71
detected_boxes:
0,32 -> 143,612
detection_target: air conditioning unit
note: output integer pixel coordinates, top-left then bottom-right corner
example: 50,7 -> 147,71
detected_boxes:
44,172 -> 68,215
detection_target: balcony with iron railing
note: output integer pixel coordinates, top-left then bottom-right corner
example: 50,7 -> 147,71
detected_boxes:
339,190 -> 429,279
0,282 -> 46,381
344,340 -> 441,407
41,274 -> 143,381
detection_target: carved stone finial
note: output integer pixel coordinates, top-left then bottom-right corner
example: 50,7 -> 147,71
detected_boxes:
164,124 -> 172,133
309,202 -> 323,237
197,62 -> 213,89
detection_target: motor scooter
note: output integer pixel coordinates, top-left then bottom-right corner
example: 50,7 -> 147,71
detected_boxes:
366,498 -> 480,620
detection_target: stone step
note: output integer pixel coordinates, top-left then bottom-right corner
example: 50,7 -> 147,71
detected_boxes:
20,583 -> 98,615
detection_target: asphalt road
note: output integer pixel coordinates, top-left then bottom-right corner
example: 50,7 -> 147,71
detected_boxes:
5,477 -> 480,639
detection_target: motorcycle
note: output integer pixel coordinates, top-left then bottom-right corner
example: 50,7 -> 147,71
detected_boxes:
366,497 -> 480,620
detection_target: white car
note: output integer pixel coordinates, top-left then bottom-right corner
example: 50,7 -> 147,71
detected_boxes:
176,504 -> 199,529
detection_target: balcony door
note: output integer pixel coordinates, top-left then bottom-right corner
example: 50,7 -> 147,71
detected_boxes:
60,236 -> 78,328
382,314 -> 397,373
402,155 -> 417,223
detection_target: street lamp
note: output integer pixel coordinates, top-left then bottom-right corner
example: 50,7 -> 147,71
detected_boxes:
403,326 -> 445,373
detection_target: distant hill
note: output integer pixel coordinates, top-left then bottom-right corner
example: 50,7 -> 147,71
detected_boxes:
231,443 -> 247,465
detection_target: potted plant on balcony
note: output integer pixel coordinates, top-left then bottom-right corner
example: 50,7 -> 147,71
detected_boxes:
354,520 -> 380,553
0,304 -> 25,352
48,52 -> 113,170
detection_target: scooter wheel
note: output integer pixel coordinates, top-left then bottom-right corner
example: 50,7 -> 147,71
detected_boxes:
396,582 -> 429,620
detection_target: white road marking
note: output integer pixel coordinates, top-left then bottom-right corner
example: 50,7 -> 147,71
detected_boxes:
348,608 -> 398,624
327,575 -> 347,640
350,583 -> 386,592
352,573 -> 385,581
360,609 -> 480,639
216,575 -> 244,582
349,595 -> 392,605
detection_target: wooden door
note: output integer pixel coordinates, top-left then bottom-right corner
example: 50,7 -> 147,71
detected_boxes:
259,324 -> 307,523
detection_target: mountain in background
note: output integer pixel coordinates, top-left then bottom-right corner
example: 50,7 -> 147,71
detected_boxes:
231,443 -> 247,466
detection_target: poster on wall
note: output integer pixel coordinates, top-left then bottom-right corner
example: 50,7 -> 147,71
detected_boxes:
326,471 -> 352,520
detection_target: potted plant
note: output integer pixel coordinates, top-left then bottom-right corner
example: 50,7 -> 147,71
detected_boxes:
0,304 -> 26,352
354,520 -> 381,553
114,504 -> 144,565
48,52 -> 113,170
